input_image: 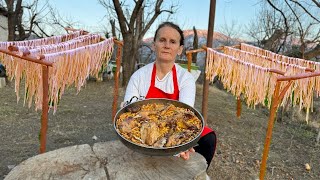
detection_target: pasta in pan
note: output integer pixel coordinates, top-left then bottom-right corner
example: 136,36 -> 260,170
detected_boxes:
116,103 -> 202,148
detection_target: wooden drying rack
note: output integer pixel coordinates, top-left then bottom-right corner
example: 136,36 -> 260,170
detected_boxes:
2,28 -> 317,179
0,29 -> 123,154
185,45 -> 320,180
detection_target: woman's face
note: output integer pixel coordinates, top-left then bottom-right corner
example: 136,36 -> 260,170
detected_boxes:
153,26 -> 183,62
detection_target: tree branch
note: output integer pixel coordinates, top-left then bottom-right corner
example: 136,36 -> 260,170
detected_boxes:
312,0 -> 320,8
112,0 -> 129,34
284,0 -> 303,37
129,0 -> 144,30
139,0 -> 174,40
267,0 -> 289,32
289,0 -> 320,23
266,0 -> 289,52
27,13 -> 37,38
34,21 -> 50,37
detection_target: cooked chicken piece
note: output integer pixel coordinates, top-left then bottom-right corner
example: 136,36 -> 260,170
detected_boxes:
183,111 -> 195,119
160,104 -> 176,116
138,111 -> 150,119
126,106 -> 141,113
153,137 -> 167,148
182,119 -> 201,131
138,110 -> 158,119
181,130 -> 195,139
119,116 -> 136,133
140,122 -> 161,146
162,115 -> 179,130
165,132 -> 184,147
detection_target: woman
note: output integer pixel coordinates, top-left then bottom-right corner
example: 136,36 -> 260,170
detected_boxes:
124,21 -> 216,167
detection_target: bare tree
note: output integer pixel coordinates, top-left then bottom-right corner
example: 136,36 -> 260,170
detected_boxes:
218,19 -> 242,46
44,5 -> 78,35
0,0 -> 23,40
98,0 -> 177,86
246,1 -> 293,52
0,0 -> 50,40
0,0 -> 77,41
248,0 -> 320,59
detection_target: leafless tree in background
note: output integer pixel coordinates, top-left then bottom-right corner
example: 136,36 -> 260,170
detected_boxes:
246,1 -> 291,52
98,0 -> 178,86
0,0 -> 78,41
1,0 -> 24,40
246,0 -> 320,59
0,0 -> 51,40
45,5 -> 80,36
218,19 -> 242,46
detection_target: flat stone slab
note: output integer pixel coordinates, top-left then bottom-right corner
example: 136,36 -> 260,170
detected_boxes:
4,144 -> 105,180
5,140 -> 208,180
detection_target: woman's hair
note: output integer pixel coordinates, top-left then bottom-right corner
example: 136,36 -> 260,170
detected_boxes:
153,22 -> 184,46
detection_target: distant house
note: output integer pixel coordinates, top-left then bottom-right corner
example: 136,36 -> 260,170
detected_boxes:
0,14 -> 8,41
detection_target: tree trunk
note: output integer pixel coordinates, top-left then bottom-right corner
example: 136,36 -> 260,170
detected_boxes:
192,26 -> 198,63
122,34 -> 137,87
110,19 -> 116,37
7,14 -> 15,41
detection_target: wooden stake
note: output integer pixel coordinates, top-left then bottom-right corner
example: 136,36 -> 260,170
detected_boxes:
259,80 -> 293,179
39,65 -> 49,153
236,97 -> 241,118
186,53 -> 192,72
112,43 -> 123,122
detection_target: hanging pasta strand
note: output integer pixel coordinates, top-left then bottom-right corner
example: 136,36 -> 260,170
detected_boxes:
0,31 -> 84,49
206,48 -> 280,109
239,43 -> 316,114
240,43 -> 320,93
43,37 -> 114,113
224,46 -> 307,76
0,35 -> 114,113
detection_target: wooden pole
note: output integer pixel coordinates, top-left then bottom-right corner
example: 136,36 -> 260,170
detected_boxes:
39,65 -> 49,153
259,81 -> 281,179
236,97 -> 241,118
186,48 -> 205,54
186,52 -> 192,72
259,80 -> 293,179
203,0 -> 217,125
112,43 -> 123,121
277,71 -> 320,81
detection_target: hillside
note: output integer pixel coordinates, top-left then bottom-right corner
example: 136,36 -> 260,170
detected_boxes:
141,30 -> 244,68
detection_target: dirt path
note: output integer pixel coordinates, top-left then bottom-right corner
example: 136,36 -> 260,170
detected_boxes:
0,79 -> 319,179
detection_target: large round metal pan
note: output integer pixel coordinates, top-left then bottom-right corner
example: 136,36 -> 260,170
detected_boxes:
113,98 -> 204,156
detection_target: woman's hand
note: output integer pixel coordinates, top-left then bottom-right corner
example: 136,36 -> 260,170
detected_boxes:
179,148 -> 195,160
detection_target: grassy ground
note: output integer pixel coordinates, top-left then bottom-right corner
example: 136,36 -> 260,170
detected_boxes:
0,79 -> 319,179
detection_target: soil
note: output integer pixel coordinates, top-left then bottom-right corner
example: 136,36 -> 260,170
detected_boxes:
0,78 -> 319,180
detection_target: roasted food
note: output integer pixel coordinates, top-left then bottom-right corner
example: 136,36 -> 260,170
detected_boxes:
116,103 -> 202,148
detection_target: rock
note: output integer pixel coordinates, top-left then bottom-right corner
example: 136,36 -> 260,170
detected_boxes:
93,141 -> 208,180
7,165 -> 15,171
4,144 -> 106,180
92,135 -> 98,140
5,141 -> 208,180
305,163 -> 311,171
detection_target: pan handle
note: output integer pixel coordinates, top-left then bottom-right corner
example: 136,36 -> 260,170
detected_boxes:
123,95 -> 145,106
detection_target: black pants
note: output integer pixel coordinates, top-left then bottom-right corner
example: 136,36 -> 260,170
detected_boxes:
194,131 -> 217,168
